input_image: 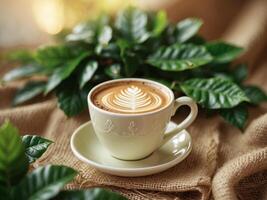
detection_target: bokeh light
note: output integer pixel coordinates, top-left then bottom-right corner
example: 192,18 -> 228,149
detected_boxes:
32,0 -> 137,35
32,0 -> 64,35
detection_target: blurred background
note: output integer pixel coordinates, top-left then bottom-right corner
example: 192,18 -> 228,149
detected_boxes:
0,0 -> 267,69
0,0 -> 248,47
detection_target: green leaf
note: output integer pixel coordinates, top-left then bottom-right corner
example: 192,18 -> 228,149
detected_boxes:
0,187 -> 10,200
0,121 -> 29,187
243,85 -> 267,105
36,45 -> 87,69
121,51 -> 140,77
115,7 -> 149,43
147,44 -> 212,71
45,52 -> 89,94
180,78 -> 249,109
79,61 -> 98,89
95,16 -> 113,53
7,50 -> 35,64
104,64 -> 122,79
13,165 -> 77,200
55,188 -> 127,200
187,35 -> 206,45
232,64 -> 248,83
22,135 -> 53,163
13,81 -> 46,106
2,65 -> 43,82
213,73 -> 234,82
66,22 -> 96,43
117,39 -> 131,51
148,77 -> 172,88
117,39 -> 140,77
56,86 -> 89,117
95,25 -> 113,54
97,25 -> 112,46
205,42 -> 244,63
174,18 -> 203,43
91,74 -> 108,83
219,105 -> 248,131
152,10 -> 168,37
66,14 -> 111,46
101,43 -> 120,60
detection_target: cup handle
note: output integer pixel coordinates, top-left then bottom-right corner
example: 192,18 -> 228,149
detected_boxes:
161,96 -> 198,146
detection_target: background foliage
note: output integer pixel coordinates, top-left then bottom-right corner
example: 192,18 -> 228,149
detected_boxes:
2,7 -> 267,130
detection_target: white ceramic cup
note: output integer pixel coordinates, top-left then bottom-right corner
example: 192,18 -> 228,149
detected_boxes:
88,78 -> 198,160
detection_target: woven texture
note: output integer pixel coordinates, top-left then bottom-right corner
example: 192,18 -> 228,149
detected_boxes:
1,1 -> 267,199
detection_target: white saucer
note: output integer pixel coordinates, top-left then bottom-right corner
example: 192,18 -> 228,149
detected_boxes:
70,121 -> 192,177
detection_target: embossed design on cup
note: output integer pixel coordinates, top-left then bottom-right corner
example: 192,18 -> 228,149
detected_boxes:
128,121 -> 138,135
103,119 -> 114,134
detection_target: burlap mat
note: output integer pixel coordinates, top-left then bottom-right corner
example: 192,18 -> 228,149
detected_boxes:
1,1 -> 267,199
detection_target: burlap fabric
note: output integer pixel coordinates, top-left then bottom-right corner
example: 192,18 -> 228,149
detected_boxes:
1,1 -> 267,199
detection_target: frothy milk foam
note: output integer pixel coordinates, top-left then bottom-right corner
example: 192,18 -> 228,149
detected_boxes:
92,81 -> 170,114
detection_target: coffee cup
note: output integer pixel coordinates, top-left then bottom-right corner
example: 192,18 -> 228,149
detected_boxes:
88,78 -> 198,160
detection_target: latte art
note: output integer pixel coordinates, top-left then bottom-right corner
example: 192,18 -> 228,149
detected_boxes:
92,81 -> 169,114
102,86 -> 162,113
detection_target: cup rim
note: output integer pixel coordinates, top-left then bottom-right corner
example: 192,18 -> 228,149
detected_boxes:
87,78 -> 175,116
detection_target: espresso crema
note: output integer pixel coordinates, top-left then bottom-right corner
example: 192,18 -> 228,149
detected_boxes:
92,81 -> 170,114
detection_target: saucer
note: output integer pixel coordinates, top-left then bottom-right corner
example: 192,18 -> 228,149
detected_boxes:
70,121 -> 192,177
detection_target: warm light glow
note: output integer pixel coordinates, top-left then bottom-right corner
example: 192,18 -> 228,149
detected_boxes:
100,0 -> 137,14
32,0 -> 139,35
32,0 -> 64,35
